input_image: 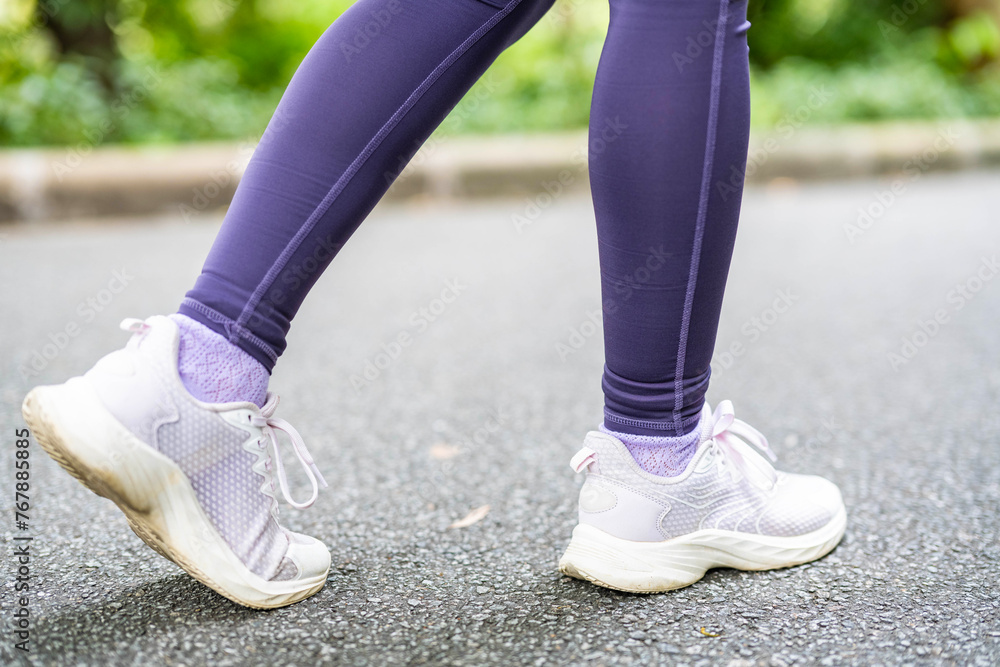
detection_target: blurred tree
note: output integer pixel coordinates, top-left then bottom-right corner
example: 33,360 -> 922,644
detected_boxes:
45,0 -> 119,90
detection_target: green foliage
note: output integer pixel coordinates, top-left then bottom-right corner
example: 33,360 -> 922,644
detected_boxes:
441,7 -> 607,135
1,0 -> 998,147
750,54 -> 1000,126
937,11 -> 1000,71
745,0 -> 947,67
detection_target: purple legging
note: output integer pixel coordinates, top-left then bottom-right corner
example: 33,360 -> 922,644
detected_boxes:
179,0 -> 751,438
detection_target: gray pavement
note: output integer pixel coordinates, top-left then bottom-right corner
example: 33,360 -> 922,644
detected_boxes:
2,169 -> 1000,666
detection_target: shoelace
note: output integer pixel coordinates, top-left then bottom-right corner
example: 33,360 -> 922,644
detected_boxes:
707,399 -> 778,489
122,318 -> 327,510
121,318 -> 151,334
252,393 -> 328,510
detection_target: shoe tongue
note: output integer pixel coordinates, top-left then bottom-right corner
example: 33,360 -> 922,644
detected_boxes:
260,393 -> 280,417
696,403 -> 715,444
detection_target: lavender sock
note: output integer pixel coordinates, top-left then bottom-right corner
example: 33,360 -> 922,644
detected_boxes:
169,314 -> 269,407
601,422 -> 703,477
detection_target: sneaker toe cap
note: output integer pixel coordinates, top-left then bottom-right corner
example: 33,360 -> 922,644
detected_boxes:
794,474 -> 845,516
757,474 -> 844,537
284,532 -> 331,580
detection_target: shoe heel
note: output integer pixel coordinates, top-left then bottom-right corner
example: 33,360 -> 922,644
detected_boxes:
22,379 -> 180,514
558,523 -> 707,593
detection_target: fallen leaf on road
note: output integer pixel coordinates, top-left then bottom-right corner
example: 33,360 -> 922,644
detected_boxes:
698,627 -> 721,637
449,505 -> 490,529
430,442 -> 462,460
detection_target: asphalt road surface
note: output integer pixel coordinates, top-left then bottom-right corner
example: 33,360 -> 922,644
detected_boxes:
2,169 -> 999,666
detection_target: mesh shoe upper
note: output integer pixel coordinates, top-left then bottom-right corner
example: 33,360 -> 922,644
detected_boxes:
84,316 -> 323,580
574,402 -> 842,543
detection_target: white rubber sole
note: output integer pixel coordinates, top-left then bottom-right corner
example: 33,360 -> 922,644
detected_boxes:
559,506 -> 847,593
22,378 -> 328,609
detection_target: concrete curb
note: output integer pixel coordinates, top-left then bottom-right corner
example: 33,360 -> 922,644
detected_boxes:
1,119 -> 998,223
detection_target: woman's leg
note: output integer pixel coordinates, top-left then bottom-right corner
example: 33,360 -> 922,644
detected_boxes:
174,0 -> 554,404
559,0 -> 846,592
590,0 -> 751,474
24,0 -> 556,609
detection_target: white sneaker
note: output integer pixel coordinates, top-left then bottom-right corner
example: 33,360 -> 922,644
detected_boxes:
21,316 -> 331,608
559,401 -> 846,593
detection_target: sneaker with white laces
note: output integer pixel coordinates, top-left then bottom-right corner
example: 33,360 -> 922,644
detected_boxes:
559,401 -> 847,593
21,315 -> 331,608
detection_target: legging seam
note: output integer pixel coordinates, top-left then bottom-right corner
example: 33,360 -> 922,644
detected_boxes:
181,297 -> 279,364
235,0 -> 525,333
604,409 -> 702,433
672,0 -> 730,432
